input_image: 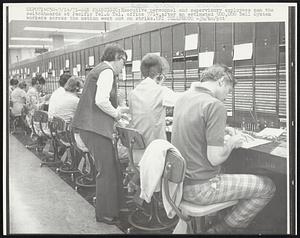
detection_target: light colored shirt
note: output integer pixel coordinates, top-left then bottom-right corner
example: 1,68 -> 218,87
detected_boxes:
11,87 -> 27,116
26,87 -> 45,110
48,87 -> 65,119
128,77 -> 182,163
49,91 -> 79,123
95,61 -> 119,119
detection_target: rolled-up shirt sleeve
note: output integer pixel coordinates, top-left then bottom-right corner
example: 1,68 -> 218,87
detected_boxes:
95,68 -> 119,119
205,101 -> 227,146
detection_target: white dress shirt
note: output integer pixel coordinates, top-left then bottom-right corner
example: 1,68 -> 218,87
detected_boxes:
48,87 -> 65,119
95,61 -> 120,119
49,91 -> 79,123
129,77 -> 182,163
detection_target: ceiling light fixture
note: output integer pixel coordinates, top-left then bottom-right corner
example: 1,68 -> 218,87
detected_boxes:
24,27 -> 105,34
10,37 -> 81,42
9,45 -> 51,48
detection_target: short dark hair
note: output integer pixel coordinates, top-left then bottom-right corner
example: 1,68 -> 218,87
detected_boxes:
59,73 -> 72,87
10,78 -> 19,86
32,75 -> 45,86
200,64 -> 237,87
140,53 -> 164,78
100,44 -> 127,62
19,81 -> 27,89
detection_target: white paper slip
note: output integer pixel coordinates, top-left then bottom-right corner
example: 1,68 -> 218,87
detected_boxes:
132,60 -> 141,72
256,128 -> 285,138
198,51 -> 214,68
184,34 -> 198,51
241,138 -> 271,149
233,43 -> 253,61
270,146 -> 287,158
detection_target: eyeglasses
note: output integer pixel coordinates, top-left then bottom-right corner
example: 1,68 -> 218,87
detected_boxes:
120,56 -> 126,64
157,73 -> 166,82
224,71 -> 234,87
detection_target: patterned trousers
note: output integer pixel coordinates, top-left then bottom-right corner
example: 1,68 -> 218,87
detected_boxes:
183,174 -> 276,228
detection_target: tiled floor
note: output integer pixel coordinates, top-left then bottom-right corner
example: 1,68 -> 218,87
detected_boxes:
8,135 -> 123,234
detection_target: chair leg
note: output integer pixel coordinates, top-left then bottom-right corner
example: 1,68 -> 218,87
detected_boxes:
194,217 -> 206,233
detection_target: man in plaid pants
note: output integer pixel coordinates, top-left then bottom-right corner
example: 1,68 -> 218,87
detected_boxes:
171,64 -> 276,234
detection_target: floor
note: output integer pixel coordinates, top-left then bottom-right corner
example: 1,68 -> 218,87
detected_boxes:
8,134 -> 123,234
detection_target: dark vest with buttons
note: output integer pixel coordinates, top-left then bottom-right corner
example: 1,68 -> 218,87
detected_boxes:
72,62 -> 118,139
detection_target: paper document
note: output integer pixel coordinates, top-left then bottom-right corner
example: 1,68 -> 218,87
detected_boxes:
121,67 -> 126,81
184,34 -> 198,51
233,43 -> 253,61
199,51 -> 214,67
132,60 -> 141,72
270,146 -> 287,158
241,138 -> 271,149
88,56 -> 94,66
77,64 -> 81,72
125,49 -> 132,61
256,128 -> 285,138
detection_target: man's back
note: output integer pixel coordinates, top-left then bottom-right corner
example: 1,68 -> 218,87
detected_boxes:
129,78 -> 167,146
51,91 -> 79,123
48,87 -> 65,118
171,86 -> 227,182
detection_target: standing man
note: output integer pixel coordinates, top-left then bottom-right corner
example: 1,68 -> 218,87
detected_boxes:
171,64 -> 276,234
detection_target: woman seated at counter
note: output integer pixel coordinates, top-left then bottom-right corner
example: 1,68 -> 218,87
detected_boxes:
25,75 -> 51,133
128,53 -> 182,164
11,81 -> 27,117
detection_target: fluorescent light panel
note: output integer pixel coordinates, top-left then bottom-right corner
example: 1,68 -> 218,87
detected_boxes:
10,37 -> 81,42
24,27 -> 104,34
9,45 -> 51,48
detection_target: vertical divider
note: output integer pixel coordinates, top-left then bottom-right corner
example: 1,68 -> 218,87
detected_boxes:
183,23 -> 187,91
232,23 -> 236,124
170,26 -> 174,90
275,23 -> 280,124
252,23 -> 257,124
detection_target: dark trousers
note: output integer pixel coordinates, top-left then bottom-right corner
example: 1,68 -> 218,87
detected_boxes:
79,129 -> 124,219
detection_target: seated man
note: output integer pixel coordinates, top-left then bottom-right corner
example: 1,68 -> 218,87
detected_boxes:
48,73 -> 72,120
128,53 -> 182,164
171,64 -> 276,234
50,76 -> 82,123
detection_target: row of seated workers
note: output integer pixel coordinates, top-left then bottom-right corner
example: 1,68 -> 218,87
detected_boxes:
9,44 -> 276,234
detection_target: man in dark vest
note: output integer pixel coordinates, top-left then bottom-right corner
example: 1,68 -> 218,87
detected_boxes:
72,44 -> 128,224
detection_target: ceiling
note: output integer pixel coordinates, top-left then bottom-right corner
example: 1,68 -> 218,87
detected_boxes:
8,20 -> 107,49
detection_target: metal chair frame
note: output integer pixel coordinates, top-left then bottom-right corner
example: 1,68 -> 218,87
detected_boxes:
115,126 -> 178,233
68,127 -> 96,190
163,149 -> 238,234
26,110 -> 49,153
52,118 -> 81,179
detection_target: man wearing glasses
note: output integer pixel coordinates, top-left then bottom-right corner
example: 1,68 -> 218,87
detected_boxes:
171,64 -> 276,234
72,44 -> 129,225
128,53 -> 182,164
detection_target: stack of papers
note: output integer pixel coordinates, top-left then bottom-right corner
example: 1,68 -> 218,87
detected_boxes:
256,128 -> 285,138
239,132 -> 271,149
241,138 -> 271,149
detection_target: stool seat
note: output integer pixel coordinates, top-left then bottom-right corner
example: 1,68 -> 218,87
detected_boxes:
180,200 -> 239,217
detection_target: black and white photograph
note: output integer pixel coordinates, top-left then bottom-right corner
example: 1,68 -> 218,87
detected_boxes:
3,2 -> 297,235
